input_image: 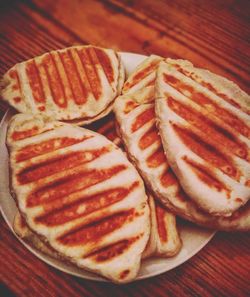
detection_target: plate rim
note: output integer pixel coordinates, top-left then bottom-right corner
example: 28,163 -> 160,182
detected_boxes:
0,52 -> 216,282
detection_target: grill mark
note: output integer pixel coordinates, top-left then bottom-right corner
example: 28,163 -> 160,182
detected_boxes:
68,49 -> 87,104
119,269 -> 131,280
57,50 -> 85,105
146,147 -> 166,168
123,60 -> 160,92
131,107 -> 155,132
35,181 -> 140,226
164,74 -> 250,138
71,48 -> 90,101
146,77 -> 156,87
25,60 -> 45,104
124,100 -> 139,114
160,169 -> 178,188
172,64 -> 249,115
42,53 -> 67,108
77,47 -> 101,100
155,201 -> 167,242
16,136 -> 92,162
9,69 -> 23,103
183,156 -> 230,196
12,126 -> 39,141
167,96 -> 248,160
87,235 -> 141,263
57,209 -> 135,246
27,165 -> 127,207
139,126 -> 159,150
172,124 -> 240,180
94,47 -> 114,85
74,49 -> 93,99
17,146 -> 111,184
13,96 -> 22,103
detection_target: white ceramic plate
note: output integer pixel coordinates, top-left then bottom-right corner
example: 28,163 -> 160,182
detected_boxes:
0,52 -> 215,282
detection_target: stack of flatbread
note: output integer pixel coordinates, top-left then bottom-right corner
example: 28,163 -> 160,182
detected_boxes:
1,46 -> 249,283
114,55 -> 250,231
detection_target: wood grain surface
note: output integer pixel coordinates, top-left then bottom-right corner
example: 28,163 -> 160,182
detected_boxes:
0,0 -> 250,296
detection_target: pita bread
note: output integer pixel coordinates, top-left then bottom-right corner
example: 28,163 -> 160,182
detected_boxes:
155,61 -> 250,217
7,113 -> 150,283
114,56 -> 250,231
1,45 -> 124,125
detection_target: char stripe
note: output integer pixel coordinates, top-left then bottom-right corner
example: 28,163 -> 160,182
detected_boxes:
35,181 -> 140,226
25,60 -> 45,104
131,107 -> 155,132
57,209 -> 135,246
123,61 -> 159,91
86,235 -> 141,262
27,165 -> 127,207
172,124 -> 240,180
77,48 -> 101,100
146,146 -> 166,168
155,201 -> 168,242
167,96 -> 248,160
17,146 -> 111,184
86,47 -> 102,100
64,49 -> 86,105
57,51 -> 79,106
139,125 -> 159,150
69,49 -> 88,103
183,156 -> 230,195
94,47 -> 114,85
160,168 -> 178,188
164,74 -> 250,137
49,53 -> 67,107
16,136 -> 92,162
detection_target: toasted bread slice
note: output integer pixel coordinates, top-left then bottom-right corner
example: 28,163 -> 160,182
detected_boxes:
155,61 -> 250,216
1,45 -> 124,125
7,113 -> 150,283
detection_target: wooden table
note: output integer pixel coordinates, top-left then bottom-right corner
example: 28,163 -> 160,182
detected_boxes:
0,1 -> 249,296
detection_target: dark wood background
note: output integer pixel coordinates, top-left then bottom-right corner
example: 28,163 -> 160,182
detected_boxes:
0,1 -> 250,296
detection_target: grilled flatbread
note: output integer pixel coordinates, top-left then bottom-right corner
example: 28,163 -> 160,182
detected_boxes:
114,56 -> 250,231
1,45 -> 124,125
155,61 -> 250,217
7,113 -> 150,283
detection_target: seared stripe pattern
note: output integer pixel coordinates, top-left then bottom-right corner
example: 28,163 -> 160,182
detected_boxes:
139,126 -> 159,149
171,63 -> 250,115
131,107 -> 154,132
164,74 -> 250,138
27,165 -> 127,207
3,46 -> 121,123
183,156 -> 230,196
167,96 -> 248,160
57,209 -> 135,246
35,182 -> 140,226
155,201 -> 168,242
172,124 -> 240,180
17,147 -> 111,184
16,136 -> 93,162
40,53 -> 67,108
123,59 -> 160,92
25,60 -> 45,103
87,235 -> 141,262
